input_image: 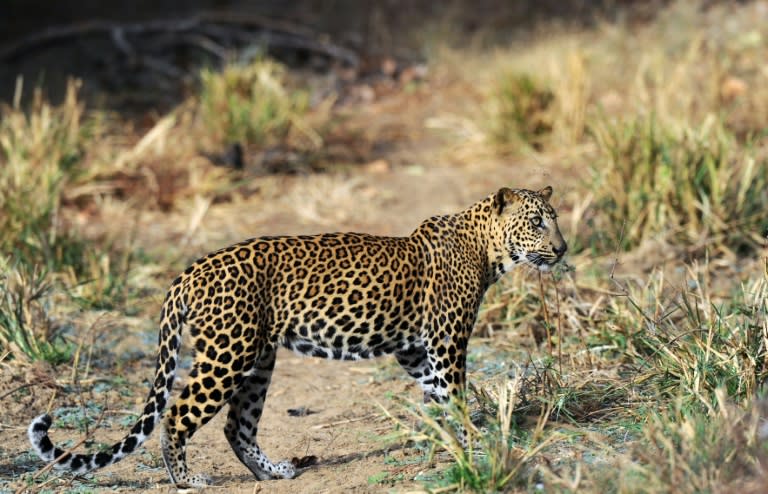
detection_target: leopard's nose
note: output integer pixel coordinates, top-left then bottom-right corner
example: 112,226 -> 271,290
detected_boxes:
553,242 -> 568,257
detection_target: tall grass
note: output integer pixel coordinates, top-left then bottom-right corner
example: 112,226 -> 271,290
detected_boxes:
476,2 -> 768,256
0,80 -> 136,362
578,116 -> 768,254
626,265 -> 768,407
0,262 -> 73,364
488,72 -> 554,152
579,257 -> 768,409
629,391 -> 768,493
560,390 -> 768,494
0,79 -> 95,271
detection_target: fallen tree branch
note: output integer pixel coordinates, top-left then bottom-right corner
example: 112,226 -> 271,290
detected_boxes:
0,14 -> 358,67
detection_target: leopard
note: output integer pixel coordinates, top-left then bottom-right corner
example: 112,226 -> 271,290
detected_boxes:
28,186 -> 567,488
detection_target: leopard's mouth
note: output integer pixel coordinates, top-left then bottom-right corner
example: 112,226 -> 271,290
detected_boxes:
525,253 -> 561,271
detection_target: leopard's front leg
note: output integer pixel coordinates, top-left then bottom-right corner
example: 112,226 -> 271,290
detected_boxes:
421,327 -> 471,448
424,340 -> 468,403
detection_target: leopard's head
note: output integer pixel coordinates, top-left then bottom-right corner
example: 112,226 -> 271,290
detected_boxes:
488,186 -> 567,279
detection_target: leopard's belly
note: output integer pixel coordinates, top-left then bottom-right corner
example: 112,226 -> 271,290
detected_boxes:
276,300 -> 423,360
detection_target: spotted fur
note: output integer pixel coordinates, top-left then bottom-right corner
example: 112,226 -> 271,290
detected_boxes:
28,186 -> 567,487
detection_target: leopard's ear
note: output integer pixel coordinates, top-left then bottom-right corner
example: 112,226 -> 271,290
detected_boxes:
494,187 -> 520,215
538,186 -> 553,203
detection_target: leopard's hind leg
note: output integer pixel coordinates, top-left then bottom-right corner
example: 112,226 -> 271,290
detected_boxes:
224,345 -> 296,480
161,356 -> 249,487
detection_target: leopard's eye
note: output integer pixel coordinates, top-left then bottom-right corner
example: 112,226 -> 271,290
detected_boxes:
530,215 -> 543,227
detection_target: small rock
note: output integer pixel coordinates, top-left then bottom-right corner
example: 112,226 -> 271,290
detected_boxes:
364,159 -> 390,174
720,76 -> 748,102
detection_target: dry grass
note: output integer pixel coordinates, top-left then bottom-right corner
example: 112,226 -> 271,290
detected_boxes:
0,79 -> 92,271
0,60 -> 329,362
624,391 -> 768,493
479,2 -> 768,256
487,72 -> 554,152
619,264 -> 768,406
547,390 -> 768,494
581,116 -> 768,254
397,248 -> 767,492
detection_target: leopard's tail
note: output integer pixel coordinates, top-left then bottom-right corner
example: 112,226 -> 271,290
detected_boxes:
27,278 -> 186,474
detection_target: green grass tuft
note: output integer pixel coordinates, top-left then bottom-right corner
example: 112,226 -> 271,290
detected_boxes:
199,58 -> 314,148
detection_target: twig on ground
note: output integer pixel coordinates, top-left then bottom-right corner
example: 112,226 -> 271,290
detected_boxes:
0,15 -> 359,67
0,382 -> 34,400
538,272 -> 553,356
310,414 -> 378,430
